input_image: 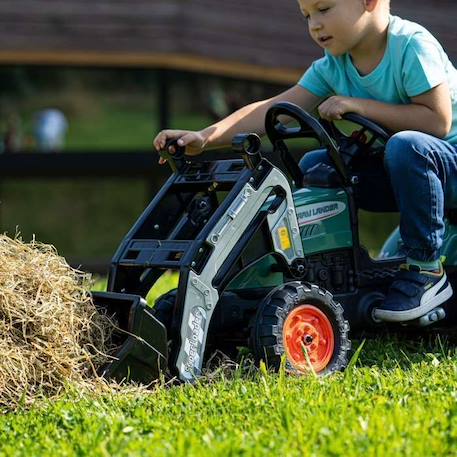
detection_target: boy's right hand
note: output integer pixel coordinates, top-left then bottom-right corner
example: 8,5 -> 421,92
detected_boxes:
153,130 -> 206,164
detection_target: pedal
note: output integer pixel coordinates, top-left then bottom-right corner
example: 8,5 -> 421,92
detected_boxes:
410,307 -> 446,327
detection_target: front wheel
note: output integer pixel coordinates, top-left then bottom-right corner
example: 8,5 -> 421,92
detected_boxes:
250,282 -> 351,375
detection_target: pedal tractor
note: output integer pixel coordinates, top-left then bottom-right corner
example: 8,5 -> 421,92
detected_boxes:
92,102 -> 457,383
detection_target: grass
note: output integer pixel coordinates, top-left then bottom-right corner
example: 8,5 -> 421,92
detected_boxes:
1,273 -> 456,456
10,89 -> 212,151
64,109 -> 211,151
0,338 -> 456,456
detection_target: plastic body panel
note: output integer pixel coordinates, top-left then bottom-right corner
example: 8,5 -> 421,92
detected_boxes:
293,186 -> 353,255
227,186 -> 353,290
227,255 -> 284,290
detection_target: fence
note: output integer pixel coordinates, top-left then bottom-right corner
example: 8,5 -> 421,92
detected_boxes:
0,151 -> 170,273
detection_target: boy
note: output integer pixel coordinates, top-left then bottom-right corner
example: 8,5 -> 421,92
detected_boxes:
153,0 -> 457,323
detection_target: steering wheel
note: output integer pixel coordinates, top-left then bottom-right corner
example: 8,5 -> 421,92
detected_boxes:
265,102 -> 391,185
321,113 -> 391,163
265,102 -> 349,185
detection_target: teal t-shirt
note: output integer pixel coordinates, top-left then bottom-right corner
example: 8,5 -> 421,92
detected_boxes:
298,15 -> 457,144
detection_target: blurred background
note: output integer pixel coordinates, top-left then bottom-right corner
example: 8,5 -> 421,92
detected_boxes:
0,0 -> 455,272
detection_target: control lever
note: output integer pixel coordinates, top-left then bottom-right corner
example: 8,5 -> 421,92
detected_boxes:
159,139 -> 187,173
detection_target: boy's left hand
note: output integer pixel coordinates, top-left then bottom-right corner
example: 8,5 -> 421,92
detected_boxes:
318,96 -> 361,120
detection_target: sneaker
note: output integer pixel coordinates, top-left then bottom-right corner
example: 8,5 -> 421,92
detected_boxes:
373,263 -> 453,323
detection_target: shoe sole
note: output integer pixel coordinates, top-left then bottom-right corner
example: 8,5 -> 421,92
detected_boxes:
374,274 -> 453,323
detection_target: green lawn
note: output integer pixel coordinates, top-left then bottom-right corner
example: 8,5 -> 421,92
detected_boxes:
1,273 -> 456,456
65,109 -> 212,151
0,337 -> 456,456
15,90 -> 212,151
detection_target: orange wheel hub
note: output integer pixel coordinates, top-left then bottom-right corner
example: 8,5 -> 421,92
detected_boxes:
283,305 -> 335,373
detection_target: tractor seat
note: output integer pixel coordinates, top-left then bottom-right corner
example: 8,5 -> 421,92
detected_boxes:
300,161 -> 343,188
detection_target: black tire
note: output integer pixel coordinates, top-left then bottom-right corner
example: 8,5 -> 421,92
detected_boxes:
153,289 -> 177,330
153,289 -> 248,368
250,282 -> 351,376
153,289 -> 242,356
152,289 -> 180,379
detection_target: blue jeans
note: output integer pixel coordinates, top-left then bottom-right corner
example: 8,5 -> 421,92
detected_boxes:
299,131 -> 457,262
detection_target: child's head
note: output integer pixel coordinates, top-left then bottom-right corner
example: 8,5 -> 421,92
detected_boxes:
297,0 -> 390,56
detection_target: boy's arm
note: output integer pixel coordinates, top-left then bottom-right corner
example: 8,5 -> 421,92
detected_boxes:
154,85 -> 321,155
318,83 -> 452,138
200,85 -> 321,150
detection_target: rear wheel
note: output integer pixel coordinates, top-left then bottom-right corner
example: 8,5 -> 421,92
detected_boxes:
251,282 -> 351,375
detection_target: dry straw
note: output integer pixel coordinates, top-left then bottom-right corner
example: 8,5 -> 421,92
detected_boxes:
0,234 -> 117,411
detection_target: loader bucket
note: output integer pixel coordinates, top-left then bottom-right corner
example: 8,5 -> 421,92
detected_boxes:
91,291 -> 168,384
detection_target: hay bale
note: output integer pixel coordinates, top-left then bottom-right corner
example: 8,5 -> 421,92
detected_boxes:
0,234 -> 115,411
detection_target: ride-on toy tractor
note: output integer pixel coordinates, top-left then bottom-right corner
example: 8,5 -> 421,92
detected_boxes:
92,102 -> 457,383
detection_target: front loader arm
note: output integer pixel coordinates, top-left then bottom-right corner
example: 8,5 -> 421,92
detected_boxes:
174,162 -> 304,381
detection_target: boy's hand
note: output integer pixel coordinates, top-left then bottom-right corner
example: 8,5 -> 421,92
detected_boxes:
318,96 -> 361,121
153,130 -> 206,165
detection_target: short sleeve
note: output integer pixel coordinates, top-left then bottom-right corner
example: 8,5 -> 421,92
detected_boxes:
298,57 -> 333,98
402,34 -> 447,97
